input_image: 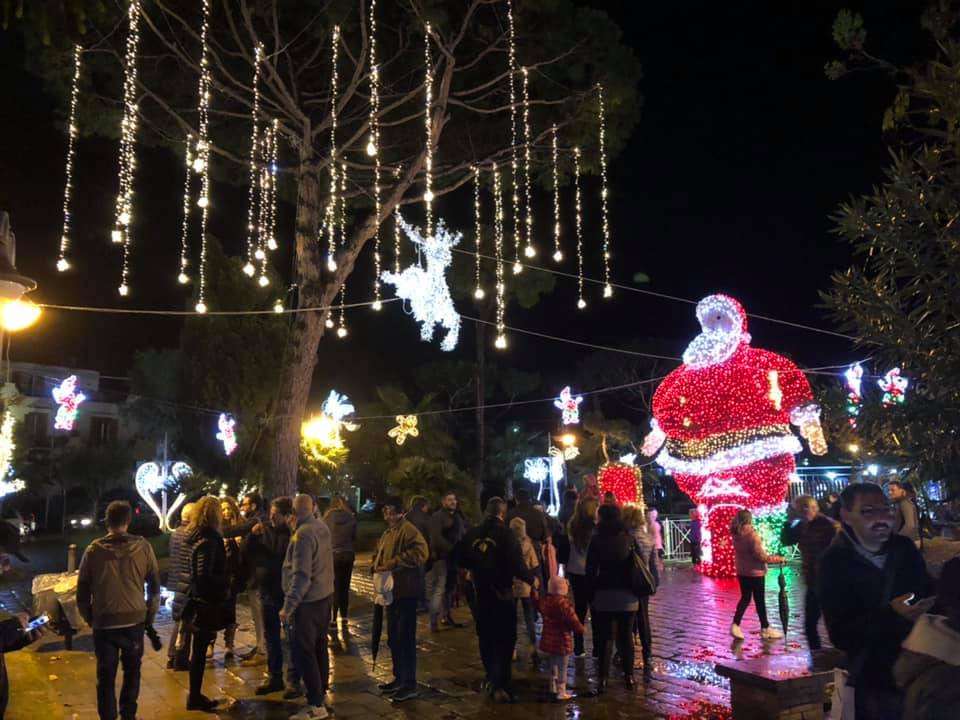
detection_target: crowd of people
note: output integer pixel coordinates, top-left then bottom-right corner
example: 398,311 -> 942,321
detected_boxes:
2,472 -> 957,720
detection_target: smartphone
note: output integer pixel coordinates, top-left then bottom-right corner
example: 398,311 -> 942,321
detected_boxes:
24,614 -> 50,632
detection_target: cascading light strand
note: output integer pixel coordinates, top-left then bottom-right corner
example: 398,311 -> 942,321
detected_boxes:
243,44 -> 262,278
256,120 -> 275,288
551,124 -> 562,262
337,160 -> 348,337
423,23 -> 434,239
368,0 -> 382,311
493,163 -> 507,349
574,146 -> 585,310
473,165 -> 484,300
177,133 -> 194,285
194,0 -> 213,313
326,26 -> 340,273
58,44 -> 82,273
113,0 -> 142,298
506,0 -> 521,274
521,66 -> 535,259
597,83 -> 612,298
266,119 -> 279,251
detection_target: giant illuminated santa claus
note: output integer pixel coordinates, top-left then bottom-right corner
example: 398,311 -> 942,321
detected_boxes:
642,294 -> 827,576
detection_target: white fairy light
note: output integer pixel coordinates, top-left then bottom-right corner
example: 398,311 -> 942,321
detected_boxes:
194,0 -> 213,310
326,26 -> 340,272
551,124 -> 562,262
114,0 -> 142,297
245,44 -> 262,273
337,160 -> 348,336
473,165 -> 484,300
0,410 -> 16,479
521,66 -> 535,259
493,164 -> 507,349
58,44 -> 82,273
368,0 -> 382,308
423,23 -> 434,239
256,119 -> 277,286
266,119 -> 279,251
506,0 -> 521,274
597,83 -> 612,298
381,216 -> 461,351
273,298 -> 284,313
177,133 -> 193,284
574,146 -> 585,309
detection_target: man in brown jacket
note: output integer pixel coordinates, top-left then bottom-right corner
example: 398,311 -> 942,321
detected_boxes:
77,501 -> 161,720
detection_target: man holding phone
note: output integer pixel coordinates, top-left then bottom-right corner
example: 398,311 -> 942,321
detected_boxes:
77,501 -> 161,720
0,553 -> 45,718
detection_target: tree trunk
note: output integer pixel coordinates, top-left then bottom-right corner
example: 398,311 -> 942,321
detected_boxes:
475,320 -> 486,505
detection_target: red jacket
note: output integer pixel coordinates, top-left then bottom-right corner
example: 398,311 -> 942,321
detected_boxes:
537,594 -> 586,656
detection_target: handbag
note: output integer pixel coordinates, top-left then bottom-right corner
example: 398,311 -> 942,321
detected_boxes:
181,594 -> 233,632
630,542 -> 658,598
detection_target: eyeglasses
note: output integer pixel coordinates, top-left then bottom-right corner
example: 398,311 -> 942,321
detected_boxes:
857,504 -> 896,518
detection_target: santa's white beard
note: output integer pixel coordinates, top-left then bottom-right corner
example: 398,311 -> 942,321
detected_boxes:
682,330 -> 741,368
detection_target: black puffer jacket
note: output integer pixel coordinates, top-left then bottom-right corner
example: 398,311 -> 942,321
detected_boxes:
187,526 -> 232,631
0,612 -> 32,718
167,524 -> 193,620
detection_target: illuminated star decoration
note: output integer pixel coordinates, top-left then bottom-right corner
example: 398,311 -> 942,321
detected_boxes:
878,367 -> 908,407
52,375 -> 86,431
216,413 -> 238,456
135,460 -> 192,532
844,362 -> 864,426
381,215 -> 461,352
388,415 -> 419,445
554,386 -> 583,425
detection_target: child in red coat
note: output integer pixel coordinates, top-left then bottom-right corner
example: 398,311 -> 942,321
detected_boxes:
537,576 -> 586,701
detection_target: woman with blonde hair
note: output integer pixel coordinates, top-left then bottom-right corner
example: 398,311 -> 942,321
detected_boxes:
566,497 -> 599,657
621,503 -> 657,676
184,496 -> 230,712
730,509 -> 784,640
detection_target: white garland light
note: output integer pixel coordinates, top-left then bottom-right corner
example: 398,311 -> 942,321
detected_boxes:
194,0 -> 213,313
493,164 -> 507,349
58,44 -> 82,273
473,166 -> 484,300
597,83 -> 613,298
368,0 -> 383,310
326,26 -> 340,272
506,0 -> 521,274
113,0 -> 142,298
573,146 -> 585,309
337,160 -> 348,337
551,124 -> 562,262
244,44 -> 263,277
177,134 -> 194,284
256,118 -> 276,286
521,66 -> 535,259
381,215 -> 461,352
423,23 -> 434,239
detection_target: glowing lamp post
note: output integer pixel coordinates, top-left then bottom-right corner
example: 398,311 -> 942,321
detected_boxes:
0,212 -> 40,332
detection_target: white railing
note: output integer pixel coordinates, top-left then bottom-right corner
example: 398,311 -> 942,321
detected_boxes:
662,517 -> 692,561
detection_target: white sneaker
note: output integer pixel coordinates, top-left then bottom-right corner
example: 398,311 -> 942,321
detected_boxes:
289,705 -> 329,720
761,627 -> 783,640
730,623 -> 744,640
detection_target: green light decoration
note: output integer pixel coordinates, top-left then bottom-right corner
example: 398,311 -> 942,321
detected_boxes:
753,506 -> 793,559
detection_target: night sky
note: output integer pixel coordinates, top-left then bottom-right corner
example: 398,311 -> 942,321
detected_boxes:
0,2 -> 920,415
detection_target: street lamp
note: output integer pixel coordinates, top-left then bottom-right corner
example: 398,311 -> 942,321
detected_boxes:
0,212 -> 40,332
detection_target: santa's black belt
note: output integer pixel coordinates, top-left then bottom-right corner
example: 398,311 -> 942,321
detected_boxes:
664,424 -> 792,461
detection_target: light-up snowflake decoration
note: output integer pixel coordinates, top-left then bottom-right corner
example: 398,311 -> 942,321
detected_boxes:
134,460 -> 193,532
388,415 -> 419,445
553,386 -> 583,425
381,216 -> 461,352
879,367 -> 908,407
52,375 -> 86,431
217,413 -> 238,456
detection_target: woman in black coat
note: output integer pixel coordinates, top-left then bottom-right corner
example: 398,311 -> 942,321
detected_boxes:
185,496 -> 231,713
585,504 -> 639,690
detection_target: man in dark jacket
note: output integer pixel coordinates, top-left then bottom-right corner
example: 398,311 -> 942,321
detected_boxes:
506,488 -> 548,543
166,502 -> 195,670
780,495 -> 838,650
405,496 -> 432,613
818,483 -> 933,720
237,492 -> 267,661
77,501 -> 161,720
453,497 -> 534,703
0,552 -> 43,718
373,497 -> 429,703
242,496 -> 301,698
426,492 -> 464,631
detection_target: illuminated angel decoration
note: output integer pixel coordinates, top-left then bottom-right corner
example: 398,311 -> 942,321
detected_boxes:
878,367 -> 908,407
52,375 -> 86,431
553,386 -> 583,425
217,413 -> 238,456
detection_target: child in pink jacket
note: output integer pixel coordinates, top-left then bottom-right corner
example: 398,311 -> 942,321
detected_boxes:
729,509 -> 784,640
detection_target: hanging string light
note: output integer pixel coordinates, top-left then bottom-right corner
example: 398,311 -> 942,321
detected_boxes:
473,165 -> 484,300
368,0 -> 383,311
326,26 -> 340,273
113,0 -> 142,297
597,83 -> 612,298
337,160 -> 348,337
243,44 -> 262,278
193,0 -> 213,313
57,44 -> 82,273
493,163 -> 507,349
265,119 -> 279,252
574,146 -> 585,309
177,134 -> 193,285
521,66 -> 535,259
506,0 -> 521,274
423,23 -> 434,239
551,124 -> 562,263
393,165 -> 402,274
256,120 -> 274,287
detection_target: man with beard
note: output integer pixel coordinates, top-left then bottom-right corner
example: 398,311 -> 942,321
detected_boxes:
819,483 -> 933,720
427,492 -> 466,631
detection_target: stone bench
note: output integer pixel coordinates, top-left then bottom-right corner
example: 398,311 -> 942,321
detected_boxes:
715,653 -> 834,720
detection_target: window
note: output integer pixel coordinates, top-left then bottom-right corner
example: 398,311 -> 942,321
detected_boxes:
89,416 -> 118,447
24,412 -> 49,444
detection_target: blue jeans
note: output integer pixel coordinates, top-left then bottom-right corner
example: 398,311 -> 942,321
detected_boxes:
263,594 -> 299,685
426,561 -> 448,622
290,595 -> 332,707
387,597 -> 418,689
94,624 -> 144,720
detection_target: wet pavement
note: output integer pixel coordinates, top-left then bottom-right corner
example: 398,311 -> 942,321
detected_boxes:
2,554 -> 822,720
